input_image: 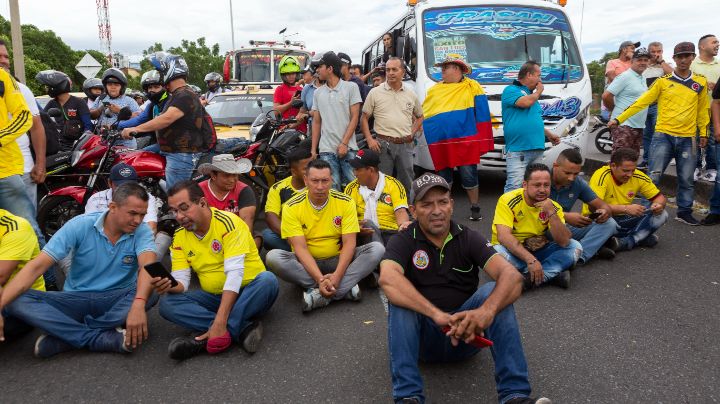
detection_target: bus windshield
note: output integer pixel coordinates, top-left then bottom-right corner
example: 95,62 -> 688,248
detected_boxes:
236,50 -> 272,82
423,6 -> 583,84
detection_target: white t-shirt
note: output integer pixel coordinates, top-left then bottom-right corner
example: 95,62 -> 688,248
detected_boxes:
85,188 -> 159,223
15,82 -> 40,174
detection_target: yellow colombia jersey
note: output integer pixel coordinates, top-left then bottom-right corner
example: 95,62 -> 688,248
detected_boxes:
0,209 -> 44,291
265,176 -> 305,216
491,188 -> 565,245
617,72 -> 709,138
344,175 -> 408,231
583,166 -> 661,215
171,208 -> 265,294
0,69 -> 32,179
281,189 -> 360,260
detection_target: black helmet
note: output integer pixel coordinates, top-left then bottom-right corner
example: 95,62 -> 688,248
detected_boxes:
141,70 -> 166,104
82,77 -> 104,100
36,70 -> 72,98
204,72 -> 222,91
147,52 -> 189,85
101,68 -> 128,96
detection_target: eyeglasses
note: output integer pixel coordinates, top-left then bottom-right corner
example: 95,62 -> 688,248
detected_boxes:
168,201 -> 196,217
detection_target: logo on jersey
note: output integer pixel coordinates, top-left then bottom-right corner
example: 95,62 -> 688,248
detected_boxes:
627,191 -> 636,198
122,255 -> 135,265
383,194 -> 392,205
413,250 -> 429,270
691,82 -> 700,92
211,239 -> 223,253
333,216 -> 342,227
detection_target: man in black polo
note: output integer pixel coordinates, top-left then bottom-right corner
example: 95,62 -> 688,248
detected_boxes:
379,173 -> 551,404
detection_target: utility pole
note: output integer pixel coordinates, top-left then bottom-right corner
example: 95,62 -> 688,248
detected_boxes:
9,0 -> 25,82
229,0 -> 236,50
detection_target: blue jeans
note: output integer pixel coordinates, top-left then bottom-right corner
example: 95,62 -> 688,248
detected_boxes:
503,150 -> 544,194
697,125 -> 717,170
642,104 -> 658,165
0,308 -> 33,341
648,132 -> 695,215
494,239 -> 582,282
710,143 -> 720,214
159,271 -> 279,342
4,288 -> 158,349
162,152 -> 201,190
215,137 -> 251,154
261,228 -> 291,251
319,150 -> 357,191
115,138 -> 138,149
387,282 -> 531,404
567,218 -> 618,263
614,210 -> 669,248
143,143 -> 161,153
437,165 -> 479,189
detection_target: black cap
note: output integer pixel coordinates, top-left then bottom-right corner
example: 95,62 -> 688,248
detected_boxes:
673,41 -> 696,56
337,52 -> 352,65
110,163 -> 138,185
618,41 -> 641,53
349,149 -> 380,169
320,51 -> 341,67
411,173 -> 451,202
633,47 -> 651,59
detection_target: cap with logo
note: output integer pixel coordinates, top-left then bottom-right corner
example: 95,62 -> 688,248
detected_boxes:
411,173 -> 451,202
673,42 -> 696,57
632,47 -> 651,59
349,149 -> 380,169
110,163 -> 138,185
337,52 -> 352,66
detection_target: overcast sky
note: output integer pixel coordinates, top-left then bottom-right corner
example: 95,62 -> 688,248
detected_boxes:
1,0 -> 716,66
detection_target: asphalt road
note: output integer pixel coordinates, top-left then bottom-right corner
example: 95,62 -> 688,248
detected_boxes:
2,171 -> 719,404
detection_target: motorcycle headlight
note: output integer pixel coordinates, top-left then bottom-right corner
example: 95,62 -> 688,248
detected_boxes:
70,132 -> 93,166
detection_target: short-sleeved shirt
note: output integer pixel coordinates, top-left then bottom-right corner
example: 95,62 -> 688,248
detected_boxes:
274,83 -> 307,133
348,75 -> 369,102
606,59 -> 632,81
43,211 -> 156,292
382,221 -> 497,312
491,188 -> 565,244
85,188 -> 158,223
17,82 -> 39,173
281,190 -> 360,259
550,172 -> 598,213
171,208 -> 265,294
312,80 -> 362,153
198,179 -> 255,216
265,176 -> 305,217
47,96 -> 93,150
607,68 -> 648,128
301,82 -> 318,112
158,86 -> 214,153
344,175 -> 408,231
0,68 -> 33,179
643,63 -> 671,88
362,83 -> 422,139
501,81 -> 545,152
583,166 -> 661,215
0,209 -> 44,291
690,58 -> 720,108
92,94 -> 140,127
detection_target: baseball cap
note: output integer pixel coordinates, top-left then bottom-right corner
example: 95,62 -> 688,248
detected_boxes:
618,41 -> 641,53
349,149 -> 380,169
198,154 -> 252,176
411,173 -> 451,202
337,52 -> 352,66
673,41 -> 696,56
319,51 -> 341,67
632,47 -> 651,59
110,163 -> 138,185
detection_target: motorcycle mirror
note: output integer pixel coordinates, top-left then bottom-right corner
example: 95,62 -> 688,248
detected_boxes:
47,108 -> 62,118
116,107 -> 132,121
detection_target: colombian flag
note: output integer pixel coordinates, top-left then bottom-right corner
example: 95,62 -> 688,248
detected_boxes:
422,78 -> 494,171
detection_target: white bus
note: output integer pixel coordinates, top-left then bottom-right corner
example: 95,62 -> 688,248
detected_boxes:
222,40 -> 313,87
361,0 -> 591,171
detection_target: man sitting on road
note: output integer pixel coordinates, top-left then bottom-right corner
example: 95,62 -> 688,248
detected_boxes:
0,183 -> 157,358
585,148 -> 668,251
157,181 -> 279,360
550,149 -> 618,263
262,146 -> 313,252
379,173 -> 552,404
344,148 -> 411,245
265,159 -> 384,312
197,154 -> 256,232
492,164 -> 582,290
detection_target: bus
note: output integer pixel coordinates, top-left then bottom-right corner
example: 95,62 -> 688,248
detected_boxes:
223,40 -> 313,87
361,0 -> 591,171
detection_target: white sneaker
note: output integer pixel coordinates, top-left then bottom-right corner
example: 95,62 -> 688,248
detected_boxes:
694,168 -> 702,181
344,284 -> 362,302
302,288 -> 330,312
702,169 -> 717,182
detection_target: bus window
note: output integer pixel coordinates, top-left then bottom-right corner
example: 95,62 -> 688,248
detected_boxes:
236,50 -> 271,82
405,22 -> 417,74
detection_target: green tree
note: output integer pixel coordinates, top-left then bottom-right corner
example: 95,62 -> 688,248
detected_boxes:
141,38 -> 224,89
586,51 -> 618,96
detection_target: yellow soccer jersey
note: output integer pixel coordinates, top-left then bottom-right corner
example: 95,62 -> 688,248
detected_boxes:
281,189 -> 360,259
0,69 -> 33,179
583,166 -> 661,215
0,209 -> 44,291
171,208 -> 265,294
344,175 -> 408,231
491,188 -> 565,245
265,176 -> 305,216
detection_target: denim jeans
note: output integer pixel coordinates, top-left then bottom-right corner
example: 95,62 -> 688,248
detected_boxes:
215,137 -> 251,154
642,104 -> 658,165
614,210 -> 669,249
319,150 -> 357,191
143,143 -> 161,153
697,125 -> 716,171
0,308 -> 33,341
159,271 -> 279,342
503,150 -> 544,194
493,239 -> 582,283
437,164 -> 479,189
162,152 -> 201,190
648,132 -> 695,215
567,218 -> 618,263
21,172 -> 37,210
387,282 -> 531,404
710,143 -> 720,214
261,228 -> 291,252
4,288 -> 158,349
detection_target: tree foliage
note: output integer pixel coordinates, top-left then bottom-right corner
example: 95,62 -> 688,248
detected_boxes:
142,37 -> 224,89
586,51 -> 618,96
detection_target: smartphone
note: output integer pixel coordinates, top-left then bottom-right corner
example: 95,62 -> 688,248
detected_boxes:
294,90 -> 302,98
588,212 -> 601,220
102,101 -> 110,106
442,326 -> 493,348
144,262 -> 179,288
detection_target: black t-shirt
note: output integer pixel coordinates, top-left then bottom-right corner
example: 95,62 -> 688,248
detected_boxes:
159,86 -> 213,153
382,221 -> 497,312
712,82 -> 720,101
45,96 -> 91,149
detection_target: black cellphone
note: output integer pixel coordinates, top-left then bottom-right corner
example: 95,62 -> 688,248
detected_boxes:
102,101 -> 110,106
294,90 -> 302,97
588,212 -> 601,220
144,262 -> 179,288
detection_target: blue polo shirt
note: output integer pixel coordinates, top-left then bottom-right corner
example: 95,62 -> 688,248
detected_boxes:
550,172 -> 598,212
43,211 -> 156,292
501,80 -> 545,152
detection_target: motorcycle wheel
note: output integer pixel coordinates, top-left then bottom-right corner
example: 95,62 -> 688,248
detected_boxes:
37,195 -> 84,239
595,128 -> 613,155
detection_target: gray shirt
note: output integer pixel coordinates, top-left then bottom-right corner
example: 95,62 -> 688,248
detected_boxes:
312,79 -> 362,154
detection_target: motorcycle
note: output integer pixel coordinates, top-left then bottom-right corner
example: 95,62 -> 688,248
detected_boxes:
592,115 -> 612,154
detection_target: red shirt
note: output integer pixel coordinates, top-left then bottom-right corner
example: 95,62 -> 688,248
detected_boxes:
199,179 -> 249,215
273,83 -> 307,133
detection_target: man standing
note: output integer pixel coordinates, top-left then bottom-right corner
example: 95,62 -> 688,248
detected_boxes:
265,159 -> 384,312
702,83 -> 720,225
640,42 -> 674,168
338,52 -> 369,102
311,51 -> 362,191
492,164 -> 582,289
501,61 -> 560,193
379,173 -> 551,404
606,41 -> 639,84
610,42 -> 709,226
361,57 -> 423,194
602,48 -> 651,154
690,34 -> 720,182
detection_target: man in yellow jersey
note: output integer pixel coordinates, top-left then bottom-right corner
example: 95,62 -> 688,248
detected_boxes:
585,148 -> 668,252
492,164 -> 582,290
262,146 -> 313,251
266,159 -> 385,312
344,148 -> 411,245
609,42 -> 709,226
0,209 -> 43,342
156,181 -> 279,360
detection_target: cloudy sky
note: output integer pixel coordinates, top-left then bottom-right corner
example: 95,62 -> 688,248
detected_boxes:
0,0 -> 716,65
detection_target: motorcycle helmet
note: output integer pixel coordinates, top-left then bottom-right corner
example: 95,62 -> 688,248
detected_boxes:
204,72 -> 223,91
101,67 -> 128,96
36,70 -> 72,98
308,53 -> 323,75
140,70 -> 166,104
189,84 -> 202,94
147,52 -> 189,85
279,55 -> 302,75
82,77 -> 104,101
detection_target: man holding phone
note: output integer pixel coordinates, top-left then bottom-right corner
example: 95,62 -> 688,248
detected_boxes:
274,55 -> 307,133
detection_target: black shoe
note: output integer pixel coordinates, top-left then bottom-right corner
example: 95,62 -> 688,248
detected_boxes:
675,212 -> 700,226
168,335 -> 207,360
550,271 -> 570,289
469,205 -> 482,221
637,234 -> 659,248
604,236 -> 620,252
240,321 -> 263,354
596,246 -> 616,260
701,213 -> 720,226
505,397 -> 552,404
